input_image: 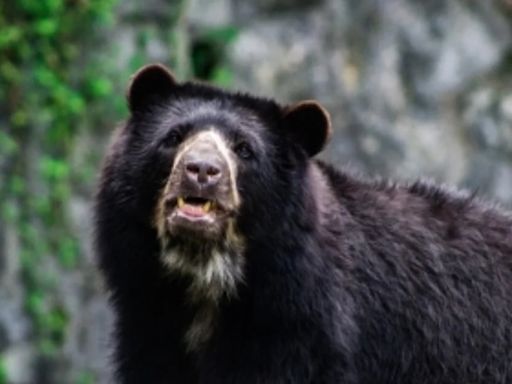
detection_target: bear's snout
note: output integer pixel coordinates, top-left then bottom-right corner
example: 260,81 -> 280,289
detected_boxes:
169,130 -> 236,208
184,157 -> 222,189
153,129 -> 241,244
176,138 -> 228,196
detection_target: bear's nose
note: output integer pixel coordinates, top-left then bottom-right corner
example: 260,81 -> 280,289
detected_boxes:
184,159 -> 222,188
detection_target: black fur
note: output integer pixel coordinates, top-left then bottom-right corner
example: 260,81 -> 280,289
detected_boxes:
95,65 -> 512,384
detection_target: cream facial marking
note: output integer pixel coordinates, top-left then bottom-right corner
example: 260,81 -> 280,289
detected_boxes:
153,128 -> 241,241
171,129 -> 240,206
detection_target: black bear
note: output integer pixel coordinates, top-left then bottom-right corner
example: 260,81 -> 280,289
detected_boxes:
94,63 -> 512,384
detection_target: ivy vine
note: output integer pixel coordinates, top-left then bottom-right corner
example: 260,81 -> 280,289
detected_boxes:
0,0 -> 119,382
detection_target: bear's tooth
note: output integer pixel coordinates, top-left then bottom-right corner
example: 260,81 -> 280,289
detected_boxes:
177,197 -> 185,208
203,201 -> 212,212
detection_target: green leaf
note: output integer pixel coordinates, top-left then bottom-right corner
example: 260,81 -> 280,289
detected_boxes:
38,338 -> 59,357
26,291 -> 45,316
58,238 -> 78,268
0,131 -> 18,155
34,66 -> 58,88
19,0 -> 44,14
75,371 -> 95,384
68,93 -> 86,114
0,356 -> 8,384
45,0 -> 64,13
31,195 -> 52,219
1,203 -> 19,223
33,19 -> 59,36
87,77 -> 113,98
211,66 -> 233,87
8,176 -> 25,194
11,110 -> 29,127
0,27 -> 22,48
203,26 -> 239,44
53,182 -> 71,200
0,61 -> 22,83
40,157 -> 70,181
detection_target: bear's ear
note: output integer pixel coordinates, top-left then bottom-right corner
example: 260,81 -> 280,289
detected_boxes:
127,63 -> 177,112
282,100 -> 332,157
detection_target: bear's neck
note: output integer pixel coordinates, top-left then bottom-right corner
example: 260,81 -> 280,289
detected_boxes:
264,162 -> 341,245
242,162 -> 344,285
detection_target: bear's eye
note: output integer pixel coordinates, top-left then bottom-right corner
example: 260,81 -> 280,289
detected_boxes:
161,130 -> 182,148
234,142 -> 254,160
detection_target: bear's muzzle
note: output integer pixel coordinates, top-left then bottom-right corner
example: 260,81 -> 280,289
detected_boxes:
155,130 -> 240,243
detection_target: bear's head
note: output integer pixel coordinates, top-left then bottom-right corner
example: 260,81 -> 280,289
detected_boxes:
123,64 -> 332,300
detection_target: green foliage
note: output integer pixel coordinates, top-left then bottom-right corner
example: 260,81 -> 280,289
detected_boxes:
0,0 -> 121,374
0,356 -> 7,384
75,371 -> 95,384
0,131 -> 18,157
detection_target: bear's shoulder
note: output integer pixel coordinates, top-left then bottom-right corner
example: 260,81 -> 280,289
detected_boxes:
315,159 -> 512,225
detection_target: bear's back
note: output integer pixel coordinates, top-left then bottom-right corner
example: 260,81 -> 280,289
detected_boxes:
318,161 -> 512,383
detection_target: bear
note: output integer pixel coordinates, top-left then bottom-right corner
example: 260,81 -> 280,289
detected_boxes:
94,63 -> 512,384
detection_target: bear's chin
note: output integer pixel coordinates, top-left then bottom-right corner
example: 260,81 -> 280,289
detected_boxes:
158,214 -> 246,302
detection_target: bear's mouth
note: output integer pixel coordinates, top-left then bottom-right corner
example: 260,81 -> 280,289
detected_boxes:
173,196 -> 226,221
161,194 -> 234,241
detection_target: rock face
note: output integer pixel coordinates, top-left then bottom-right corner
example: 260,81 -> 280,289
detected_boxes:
1,0 -> 511,382
226,0 -> 512,199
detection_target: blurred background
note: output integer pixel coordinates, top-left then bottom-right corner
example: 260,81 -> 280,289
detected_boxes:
0,0 -> 511,382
